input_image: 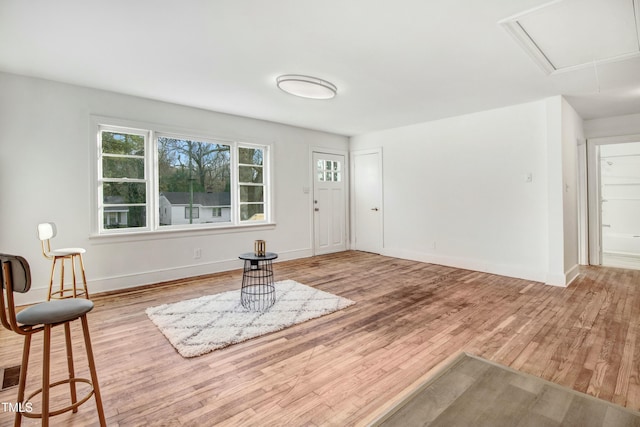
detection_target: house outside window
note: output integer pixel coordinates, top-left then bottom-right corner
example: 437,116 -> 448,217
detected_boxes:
95,121 -> 271,234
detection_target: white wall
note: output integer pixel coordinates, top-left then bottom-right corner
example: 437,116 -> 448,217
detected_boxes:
584,112 -> 640,139
0,72 -> 348,304
350,96 -> 582,285
559,98 -> 583,284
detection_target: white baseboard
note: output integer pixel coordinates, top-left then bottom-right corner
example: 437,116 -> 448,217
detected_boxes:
565,264 -> 580,286
602,252 -> 640,270
545,264 -> 580,287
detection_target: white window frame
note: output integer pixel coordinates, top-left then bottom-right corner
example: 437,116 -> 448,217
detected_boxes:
91,117 -> 272,236
237,142 -> 269,223
97,124 -> 152,234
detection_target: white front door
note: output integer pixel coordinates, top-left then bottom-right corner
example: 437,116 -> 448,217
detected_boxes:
352,149 -> 383,253
313,152 -> 346,255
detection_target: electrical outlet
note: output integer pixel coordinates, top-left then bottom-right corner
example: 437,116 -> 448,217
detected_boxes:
194,248 -> 202,259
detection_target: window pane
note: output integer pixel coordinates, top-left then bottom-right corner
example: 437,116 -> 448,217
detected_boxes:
239,166 -> 263,183
318,172 -> 324,181
157,137 -> 231,227
103,206 -> 146,229
102,131 -> 144,155
184,206 -> 200,219
240,185 -> 264,203
334,172 -> 341,182
103,182 -> 146,204
317,160 -> 323,170
239,147 -> 263,166
103,157 -> 145,179
241,204 -> 264,221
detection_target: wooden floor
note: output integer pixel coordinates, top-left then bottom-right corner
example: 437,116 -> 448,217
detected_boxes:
1,251 -> 639,426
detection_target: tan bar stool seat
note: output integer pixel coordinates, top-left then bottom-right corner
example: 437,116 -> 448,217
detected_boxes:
0,254 -> 106,427
37,222 -> 89,300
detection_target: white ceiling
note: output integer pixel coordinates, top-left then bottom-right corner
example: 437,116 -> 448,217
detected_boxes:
1,0 -> 639,136
502,0 -> 640,72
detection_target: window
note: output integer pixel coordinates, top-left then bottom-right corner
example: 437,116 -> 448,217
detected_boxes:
98,129 -> 148,230
158,135 -> 231,227
95,123 -> 270,234
239,146 -> 265,221
317,159 -> 341,182
184,206 -> 199,220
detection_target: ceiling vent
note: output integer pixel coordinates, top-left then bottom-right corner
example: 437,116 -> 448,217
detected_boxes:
500,0 -> 640,74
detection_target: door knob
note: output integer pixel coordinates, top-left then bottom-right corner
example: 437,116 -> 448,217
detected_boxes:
371,207 -> 379,211
315,208 -> 319,212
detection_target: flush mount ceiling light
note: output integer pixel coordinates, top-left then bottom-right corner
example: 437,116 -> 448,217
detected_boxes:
276,75 -> 337,99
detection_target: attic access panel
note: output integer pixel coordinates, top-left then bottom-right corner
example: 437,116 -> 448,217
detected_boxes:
500,0 -> 640,74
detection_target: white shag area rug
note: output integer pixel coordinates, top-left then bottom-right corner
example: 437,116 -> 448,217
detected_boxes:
146,279 -> 355,358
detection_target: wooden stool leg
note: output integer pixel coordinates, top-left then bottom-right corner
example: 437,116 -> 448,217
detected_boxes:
64,323 -> 78,413
59,258 -> 66,299
78,254 -> 89,299
42,325 -> 51,427
80,315 -> 106,426
47,261 -> 56,301
14,334 -> 32,427
70,256 -> 78,298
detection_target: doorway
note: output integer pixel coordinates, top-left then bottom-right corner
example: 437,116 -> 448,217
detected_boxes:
351,149 -> 383,254
588,136 -> 640,269
312,152 -> 347,255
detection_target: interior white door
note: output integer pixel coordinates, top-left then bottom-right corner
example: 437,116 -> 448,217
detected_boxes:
313,152 -> 346,255
599,141 -> 640,269
353,150 -> 383,253
588,135 -> 640,269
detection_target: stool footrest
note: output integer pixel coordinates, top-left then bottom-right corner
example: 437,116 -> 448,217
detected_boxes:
49,288 -> 88,299
22,377 -> 95,419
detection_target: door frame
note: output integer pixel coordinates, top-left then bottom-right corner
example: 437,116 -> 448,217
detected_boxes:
310,147 -> 349,255
350,148 -> 384,253
587,133 -> 640,265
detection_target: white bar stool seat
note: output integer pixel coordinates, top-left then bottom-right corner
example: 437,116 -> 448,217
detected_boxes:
37,223 -> 89,301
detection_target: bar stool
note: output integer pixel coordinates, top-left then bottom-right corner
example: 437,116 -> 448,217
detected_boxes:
0,254 -> 106,427
37,222 -> 89,300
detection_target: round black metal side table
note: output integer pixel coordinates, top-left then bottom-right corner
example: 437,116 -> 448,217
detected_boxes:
239,252 -> 278,311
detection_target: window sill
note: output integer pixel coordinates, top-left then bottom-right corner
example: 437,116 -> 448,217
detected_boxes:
89,222 -> 276,244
